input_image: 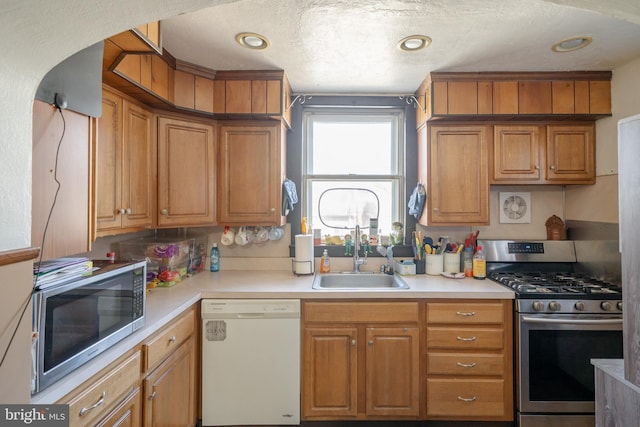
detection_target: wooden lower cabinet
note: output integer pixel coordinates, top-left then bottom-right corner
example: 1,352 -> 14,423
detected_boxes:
425,300 -> 513,422
302,301 -> 420,420
143,336 -> 197,427
96,387 -> 142,427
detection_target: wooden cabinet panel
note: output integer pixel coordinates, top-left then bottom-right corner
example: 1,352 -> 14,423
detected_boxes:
365,327 -> 420,417
426,379 -> 507,419
173,70 -> 195,109
195,76 -> 214,113
426,327 -> 504,350
213,79 -> 226,114
217,121 -> 285,225
225,80 -> 252,113
251,80 -> 267,114
267,80 -> 282,115
427,353 -> 505,376
518,81 -> 551,114
302,328 -> 358,417
477,81 -> 493,114
428,125 -> 489,225
492,125 -> 543,182
151,55 -> 170,100
448,81 -> 478,114
95,387 -> 141,427
433,81 -> 448,115
96,87 -> 153,236
552,81 -> 575,114
67,351 -> 141,427
590,80 -> 612,115
426,302 -> 505,324
304,301 -> 419,323
492,81 -> 518,114
574,80 -> 590,114
157,115 -> 216,226
115,55 -> 141,84
143,337 -> 197,427
140,55 -> 152,89
144,308 -> 195,371
546,124 -> 595,183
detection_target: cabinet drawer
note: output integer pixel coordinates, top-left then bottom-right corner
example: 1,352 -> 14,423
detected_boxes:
426,378 -> 505,418
304,302 -> 419,323
427,352 -> 504,376
427,327 -> 504,350
426,302 -> 505,324
67,351 -> 141,427
144,308 -> 195,371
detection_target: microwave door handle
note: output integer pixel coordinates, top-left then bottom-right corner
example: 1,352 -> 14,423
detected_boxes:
521,316 -> 623,325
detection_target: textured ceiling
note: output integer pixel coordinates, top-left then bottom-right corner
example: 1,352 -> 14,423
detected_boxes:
162,0 -> 640,94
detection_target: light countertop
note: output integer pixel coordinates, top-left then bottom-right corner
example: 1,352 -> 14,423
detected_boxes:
32,268 -> 513,404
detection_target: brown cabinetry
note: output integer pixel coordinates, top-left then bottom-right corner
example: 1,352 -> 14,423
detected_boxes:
492,123 -> 595,184
64,351 -> 142,427
425,300 -> 513,422
142,306 -> 198,427
419,124 -> 490,225
96,86 -> 154,236
156,114 -> 217,227
217,121 -> 286,226
302,302 -> 420,420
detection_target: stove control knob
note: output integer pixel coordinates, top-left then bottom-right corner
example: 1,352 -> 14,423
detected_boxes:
617,301 -> 623,311
532,301 -> 544,312
601,301 -> 613,311
548,301 -> 561,312
574,301 -> 585,311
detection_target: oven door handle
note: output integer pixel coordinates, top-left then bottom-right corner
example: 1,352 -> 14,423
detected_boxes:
521,316 -> 623,325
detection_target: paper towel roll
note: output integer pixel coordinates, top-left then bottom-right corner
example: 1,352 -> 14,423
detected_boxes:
294,234 -> 314,275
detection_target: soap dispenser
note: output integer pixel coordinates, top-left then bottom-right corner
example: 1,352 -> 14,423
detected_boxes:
320,249 -> 331,273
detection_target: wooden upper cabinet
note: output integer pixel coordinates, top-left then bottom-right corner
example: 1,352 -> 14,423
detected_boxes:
156,115 -> 217,227
546,124 -> 595,183
225,80 -> 252,114
492,125 -> 543,183
195,76 -> 214,113
415,72 -> 611,124
108,21 -> 161,54
174,70 -> 195,109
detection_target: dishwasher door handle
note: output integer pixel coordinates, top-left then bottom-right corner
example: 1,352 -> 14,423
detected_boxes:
236,313 -> 266,319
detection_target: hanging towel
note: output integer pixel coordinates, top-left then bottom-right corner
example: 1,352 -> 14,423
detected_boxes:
408,183 -> 426,219
282,178 -> 298,216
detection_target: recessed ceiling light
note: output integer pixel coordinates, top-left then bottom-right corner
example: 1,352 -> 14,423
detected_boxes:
236,32 -> 270,50
552,36 -> 592,52
398,35 -> 432,52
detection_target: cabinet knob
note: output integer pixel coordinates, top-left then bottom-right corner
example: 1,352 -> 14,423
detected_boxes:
550,165 -> 556,170
351,339 -> 356,346
126,208 -> 132,215
368,340 -> 374,346
119,208 -> 125,215
79,391 -> 106,416
149,391 -> 157,400
433,207 -> 439,212
161,209 -> 168,215
169,335 -> 177,343
270,207 -> 276,213
534,165 -> 540,170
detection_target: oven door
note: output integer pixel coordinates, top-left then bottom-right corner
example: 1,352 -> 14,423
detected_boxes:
517,312 -> 623,414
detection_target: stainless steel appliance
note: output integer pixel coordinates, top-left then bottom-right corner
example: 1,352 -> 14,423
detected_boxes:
31,260 -> 147,394
482,240 -> 623,427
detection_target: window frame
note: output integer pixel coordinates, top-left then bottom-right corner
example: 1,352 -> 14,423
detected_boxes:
301,106 -> 406,235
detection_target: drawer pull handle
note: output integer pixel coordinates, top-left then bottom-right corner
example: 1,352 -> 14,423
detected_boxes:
456,311 -> 476,316
457,395 -> 477,402
79,391 -> 106,416
169,335 -> 177,343
456,362 -> 477,368
456,336 -> 477,342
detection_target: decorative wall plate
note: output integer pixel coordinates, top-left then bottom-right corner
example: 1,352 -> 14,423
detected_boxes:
499,192 -> 531,223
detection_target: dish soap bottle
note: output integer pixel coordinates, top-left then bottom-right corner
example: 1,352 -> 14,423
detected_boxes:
210,243 -> 220,272
472,245 -> 486,280
320,249 -> 331,273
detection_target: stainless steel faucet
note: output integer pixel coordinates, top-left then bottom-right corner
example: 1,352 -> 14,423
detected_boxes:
353,225 -> 367,273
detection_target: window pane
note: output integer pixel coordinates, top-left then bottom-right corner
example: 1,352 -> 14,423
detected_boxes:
310,180 -> 394,237
311,121 -> 394,174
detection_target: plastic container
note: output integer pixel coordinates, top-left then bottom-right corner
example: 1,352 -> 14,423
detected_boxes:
320,249 -> 331,273
106,252 -> 116,263
210,243 -> 220,272
463,246 -> 473,277
473,245 -> 486,280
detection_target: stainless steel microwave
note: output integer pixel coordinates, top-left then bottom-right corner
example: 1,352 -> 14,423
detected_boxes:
31,260 -> 146,394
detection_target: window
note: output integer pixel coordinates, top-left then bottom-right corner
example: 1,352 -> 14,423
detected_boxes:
302,107 -> 405,239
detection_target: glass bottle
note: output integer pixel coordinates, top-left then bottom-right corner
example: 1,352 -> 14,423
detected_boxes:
472,245 -> 486,280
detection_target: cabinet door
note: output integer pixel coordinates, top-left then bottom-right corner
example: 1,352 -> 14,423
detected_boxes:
96,89 -> 123,232
143,337 -> 197,427
302,327 -> 358,418
365,327 -> 420,417
121,101 -> 154,228
96,387 -> 141,427
492,125 -> 543,182
546,124 -> 595,183
157,116 -> 216,226
218,122 -> 285,225
429,125 -> 489,224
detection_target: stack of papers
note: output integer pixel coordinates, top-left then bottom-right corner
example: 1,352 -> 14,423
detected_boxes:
33,257 -> 96,288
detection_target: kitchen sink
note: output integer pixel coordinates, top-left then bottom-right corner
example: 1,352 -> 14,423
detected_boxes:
312,272 -> 410,290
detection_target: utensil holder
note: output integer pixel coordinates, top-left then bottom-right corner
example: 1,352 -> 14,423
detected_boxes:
425,254 -> 444,275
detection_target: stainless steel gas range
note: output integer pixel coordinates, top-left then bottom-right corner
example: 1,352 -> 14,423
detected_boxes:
482,240 -> 623,427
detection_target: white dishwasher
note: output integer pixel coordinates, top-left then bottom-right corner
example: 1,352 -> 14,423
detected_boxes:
201,299 -> 300,426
